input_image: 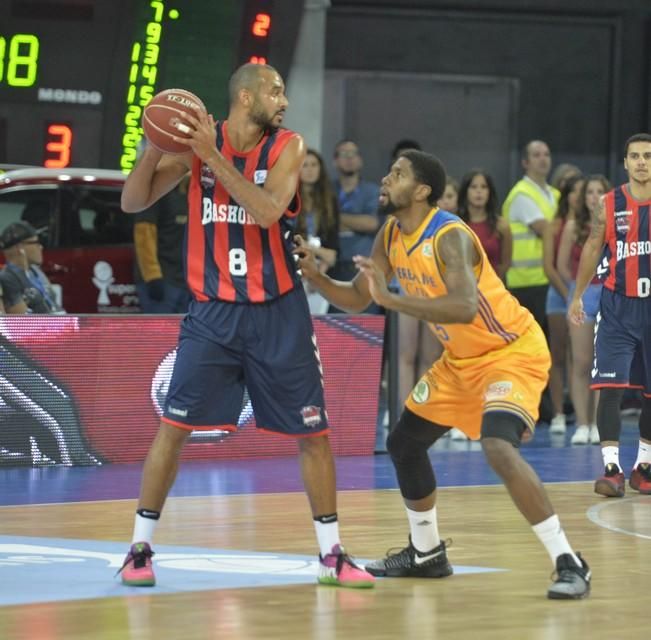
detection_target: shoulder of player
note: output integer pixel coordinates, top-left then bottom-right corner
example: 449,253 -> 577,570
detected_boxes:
276,129 -> 304,149
272,130 -> 306,165
435,223 -> 476,257
380,217 -> 398,237
375,218 -> 397,254
433,228 -> 478,274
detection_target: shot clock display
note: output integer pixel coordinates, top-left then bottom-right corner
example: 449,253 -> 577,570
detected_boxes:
239,4 -> 275,66
0,0 -> 276,172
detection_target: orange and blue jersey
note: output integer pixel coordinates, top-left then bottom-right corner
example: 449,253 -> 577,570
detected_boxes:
186,121 -> 301,304
384,208 -> 533,359
602,184 -> 651,298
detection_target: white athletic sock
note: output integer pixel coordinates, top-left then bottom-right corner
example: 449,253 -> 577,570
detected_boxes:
314,517 -> 340,557
601,446 -> 620,470
532,514 -> 580,567
634,441 -> 651,468
406,505 -> 440,552
132,512 -> 159,544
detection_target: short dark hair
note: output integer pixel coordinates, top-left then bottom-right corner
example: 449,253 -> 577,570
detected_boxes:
334,139 -> 357,157
624,133 -> 651,156
398,150 -> 447,205
521,139 -> 549,161
228,62 -> 277,105
391,139 -> 421,161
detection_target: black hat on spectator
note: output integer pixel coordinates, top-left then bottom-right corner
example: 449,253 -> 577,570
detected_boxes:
0,221 -> 41,250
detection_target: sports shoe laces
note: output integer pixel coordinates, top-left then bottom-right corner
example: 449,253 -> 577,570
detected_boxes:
604,463 -> 621,477
382,539 -> 451,569
115,543 -> 155,577
382,544 -> 416,569
551,554 -> 586,583
334,551 -> 359,573
323,546 -> 363,571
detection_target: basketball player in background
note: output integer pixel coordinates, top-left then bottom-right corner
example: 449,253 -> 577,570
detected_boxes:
118,63 -> 374,588
296,149 -> 590,599
568,132 -> 651,497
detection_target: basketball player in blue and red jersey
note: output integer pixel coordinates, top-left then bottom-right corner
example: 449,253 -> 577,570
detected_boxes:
569,133 -> 651,498
117,63 -> 374,588
296,149 -> 590,599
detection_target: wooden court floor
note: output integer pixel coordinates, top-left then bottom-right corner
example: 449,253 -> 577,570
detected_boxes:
0,483 -> 648,639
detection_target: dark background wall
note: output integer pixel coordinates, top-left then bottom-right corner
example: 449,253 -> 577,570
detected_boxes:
325,0 -> 651,185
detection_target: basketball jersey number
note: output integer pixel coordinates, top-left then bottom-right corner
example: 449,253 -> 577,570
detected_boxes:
229,248 -> 247,276
638,277 -> 651,298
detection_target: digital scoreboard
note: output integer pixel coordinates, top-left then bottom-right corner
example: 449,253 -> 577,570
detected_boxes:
0,0 -> 275,172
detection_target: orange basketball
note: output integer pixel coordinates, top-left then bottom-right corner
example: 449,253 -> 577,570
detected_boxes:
142,89 -> 206,154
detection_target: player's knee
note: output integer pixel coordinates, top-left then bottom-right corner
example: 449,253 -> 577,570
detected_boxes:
481,437 -> 518,477
297,433 -> 330,456
387,410 -> 446,461
386,427 -> 420,464
387,428 -> 437,499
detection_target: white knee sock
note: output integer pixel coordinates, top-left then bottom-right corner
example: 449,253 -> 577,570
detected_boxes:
406,505 -> 440,552
532,514 -> 580,567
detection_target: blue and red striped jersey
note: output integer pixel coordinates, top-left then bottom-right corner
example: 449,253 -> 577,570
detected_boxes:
603,184 -> 651,298
185,121 -> 301,303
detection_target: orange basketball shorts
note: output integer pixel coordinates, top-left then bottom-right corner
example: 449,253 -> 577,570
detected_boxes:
405,322 -> 550,440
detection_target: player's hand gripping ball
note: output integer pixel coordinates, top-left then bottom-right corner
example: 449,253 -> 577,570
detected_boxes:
142,88 -> 206,154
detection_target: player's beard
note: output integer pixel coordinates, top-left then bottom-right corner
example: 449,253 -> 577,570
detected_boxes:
250,99 -> 280,131
378,196 -> 398,217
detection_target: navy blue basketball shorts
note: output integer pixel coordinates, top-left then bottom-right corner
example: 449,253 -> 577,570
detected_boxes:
162,286 -> 329,436
592,288 -> 651,396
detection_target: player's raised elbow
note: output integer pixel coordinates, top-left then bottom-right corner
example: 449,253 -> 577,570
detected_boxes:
120,199 -> 139,214
121,191 -> 146,214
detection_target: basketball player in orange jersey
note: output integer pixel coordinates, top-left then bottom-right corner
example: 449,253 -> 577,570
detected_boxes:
118,63 -> 374,589
295,149 -> 590,599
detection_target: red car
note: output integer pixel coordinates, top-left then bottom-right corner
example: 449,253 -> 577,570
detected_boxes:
0,167 -> 140,313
